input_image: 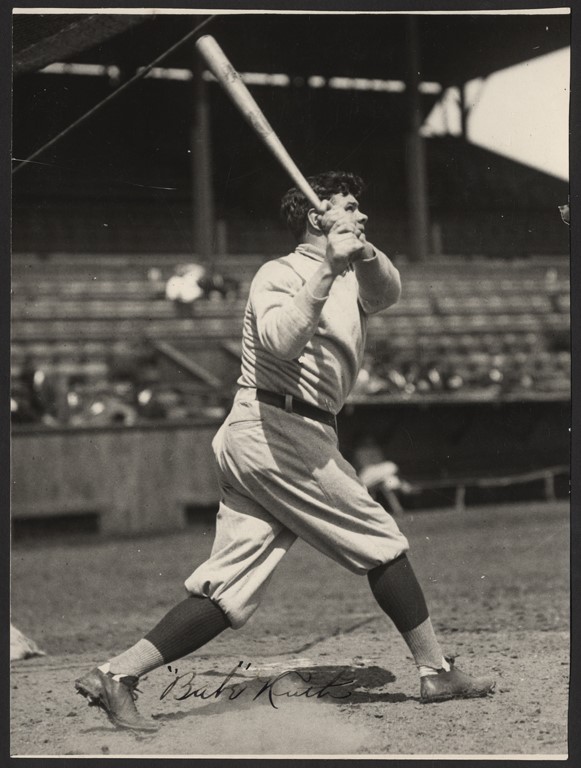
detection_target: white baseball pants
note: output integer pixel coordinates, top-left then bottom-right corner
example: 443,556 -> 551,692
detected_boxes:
184,388 -> 409,628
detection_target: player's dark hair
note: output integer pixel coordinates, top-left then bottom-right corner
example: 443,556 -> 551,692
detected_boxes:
280,171 -> 365,241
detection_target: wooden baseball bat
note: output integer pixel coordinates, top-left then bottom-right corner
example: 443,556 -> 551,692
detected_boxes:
196,35 -> 325,213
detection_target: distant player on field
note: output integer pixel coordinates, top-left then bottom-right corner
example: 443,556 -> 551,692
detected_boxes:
75,171 -> 495,731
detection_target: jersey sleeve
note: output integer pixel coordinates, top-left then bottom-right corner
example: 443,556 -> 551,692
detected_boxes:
250,260 -> 328,361
355,245 -> 401,314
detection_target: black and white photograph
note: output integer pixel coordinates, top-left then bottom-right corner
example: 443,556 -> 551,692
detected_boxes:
8,3 -> 573,760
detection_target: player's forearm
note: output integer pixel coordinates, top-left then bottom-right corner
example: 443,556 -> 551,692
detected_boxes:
256,264 -> 336,360
354,244 -> 401,313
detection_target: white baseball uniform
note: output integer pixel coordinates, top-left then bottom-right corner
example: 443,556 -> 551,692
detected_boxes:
185,243 -> 409,628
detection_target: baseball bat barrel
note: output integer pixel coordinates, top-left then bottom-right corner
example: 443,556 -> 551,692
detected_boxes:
196,35 -> 325,213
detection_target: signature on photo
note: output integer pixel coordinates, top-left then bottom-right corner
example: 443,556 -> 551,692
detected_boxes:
159,660 -> 355,709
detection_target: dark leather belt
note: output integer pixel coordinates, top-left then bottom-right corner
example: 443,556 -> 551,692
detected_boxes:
255,389 -> 337,431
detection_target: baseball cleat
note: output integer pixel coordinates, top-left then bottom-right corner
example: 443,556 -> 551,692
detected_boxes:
420,659 -> 495,703
75,667 -> 158,732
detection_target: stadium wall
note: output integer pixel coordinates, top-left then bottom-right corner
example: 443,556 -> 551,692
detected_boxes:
11,399 -> 569,536
11,421 -> 219,535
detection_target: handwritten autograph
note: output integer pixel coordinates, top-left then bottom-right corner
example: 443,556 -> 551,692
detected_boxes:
160,660 -> 354,710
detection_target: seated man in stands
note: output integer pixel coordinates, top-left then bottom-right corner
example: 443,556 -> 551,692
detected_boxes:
165,262 -> 206,315
12,357 -> 60,425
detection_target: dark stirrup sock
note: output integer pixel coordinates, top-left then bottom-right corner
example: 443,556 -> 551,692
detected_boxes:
106,596 -> 231,678
144,596 -> 231,665
368,554 -> 429,632
368,554 -> 445,670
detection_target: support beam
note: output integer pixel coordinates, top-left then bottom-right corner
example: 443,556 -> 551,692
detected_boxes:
458,83 -> 469,139
191,54 -> 215,268
405,17 -> 430,262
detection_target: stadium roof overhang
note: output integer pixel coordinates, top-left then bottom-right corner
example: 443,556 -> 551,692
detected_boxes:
13,11 -> 570,85
12,11 -> 570,262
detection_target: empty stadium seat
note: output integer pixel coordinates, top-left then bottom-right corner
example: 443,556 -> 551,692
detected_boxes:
11,254 -> 570,411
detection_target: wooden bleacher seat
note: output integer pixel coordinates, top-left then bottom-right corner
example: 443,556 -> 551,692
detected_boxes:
12,299 -> 176,321
11,254 -> 570,405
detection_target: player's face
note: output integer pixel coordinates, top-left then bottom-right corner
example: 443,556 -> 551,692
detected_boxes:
328,192 -> 368,236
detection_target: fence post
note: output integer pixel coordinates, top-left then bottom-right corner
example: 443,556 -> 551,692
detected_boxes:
544,471 -> 556,502
455,484 -> 466,513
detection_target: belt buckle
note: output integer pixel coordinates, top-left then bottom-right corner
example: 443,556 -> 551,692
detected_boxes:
284,394 -> 293,413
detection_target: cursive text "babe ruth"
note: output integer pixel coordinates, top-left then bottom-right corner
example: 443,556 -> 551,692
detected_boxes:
159,660 -> 354,709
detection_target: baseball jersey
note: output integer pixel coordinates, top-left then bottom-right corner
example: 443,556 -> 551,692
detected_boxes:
237,243 -> 394,414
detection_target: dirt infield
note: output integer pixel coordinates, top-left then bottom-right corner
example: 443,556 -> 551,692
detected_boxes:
11,501 -> 569,757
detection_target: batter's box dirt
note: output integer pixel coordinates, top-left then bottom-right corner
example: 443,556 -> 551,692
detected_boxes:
11,502 -> 569,757
11,628 -> 568,757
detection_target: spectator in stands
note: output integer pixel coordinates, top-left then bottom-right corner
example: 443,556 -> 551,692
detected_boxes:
374,360 -> 408,394
351,353 -> 391,396
558,203 -> 570,226
11,387 -> 39,424
165,262 -> 206,316
74,381 -> 139,425
13,357 -> 59,425
147,267 -> 166,299
441,366 -> 465,393
165,262 -> 240,313
401,361 -> 422,396
88,394 -> 138,425
64,374 -> 88,424
500,358 -> 534,395
423,362 -> 444,393
135,387 -> 168,420
352,435 -> 410,516
197,270 -> 240,301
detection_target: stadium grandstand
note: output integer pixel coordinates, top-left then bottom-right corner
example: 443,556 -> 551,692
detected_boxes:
11,11 -> 570,534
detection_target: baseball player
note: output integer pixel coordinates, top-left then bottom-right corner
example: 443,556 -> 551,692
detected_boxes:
75,171 -> 495,731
